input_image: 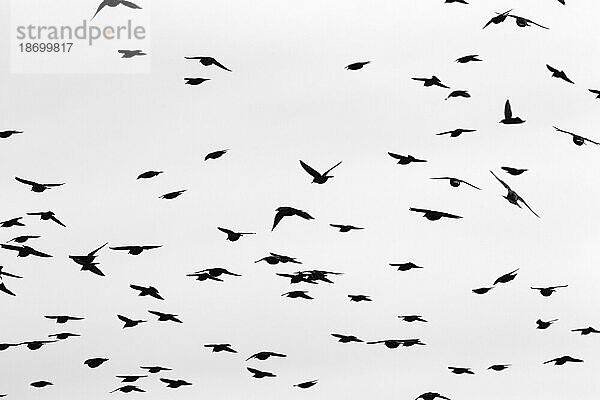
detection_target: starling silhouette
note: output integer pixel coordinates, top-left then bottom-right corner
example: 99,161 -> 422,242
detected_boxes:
148,310 -> 182,323
367,339 -> 403,349
255,253 -> 301,265
431,177 -> 480,190
246,351 -> 287,361
186,272 -> 223,282
455,55 -> 481,63
118,50 -> 146,58
482,9 -> 513,29
48,332 -> 80,340
184,78 -> 210,86
536,319 -> 558,330
417,393 -> 451,400
388,153 -> 427,165
1,217 -> 25,228
299,160 -> 342,184
546,65 -> 574,84
501,167 -> 527,176
205,149 -> 228,160
508,14 -> 549,29
500,100 -> 525,124
247,368 -> 276,379
44,315 -> 84,324
412,76 -> 450,88
294,380 -> 318,389
84,358 -> 109,368
189,268 -> 241,280
272,207 -> 314,230
1,244 -> 52,258
390,262 -> 423,272
118,315 -> 147,329
130,284 -> 164,300
217,227 -> 256,241
531,285 -> 568,297
185,56 -> 232,72
30,381 -> 53,388
282,290 -> 313,300
160,378 -> 192,388
331,333 -> 363,343
348,294 -> 372,302
15,177 -> 64,193
204,343 -> 237,353
493,268 -> 519,285
116,375 -> 147,383
572,327 -> 600,336
110,385 -> 145,393
409,208 -> 462,221
137,170 -> 163,179
92,0 -> 142,20
488,364 -> 510,371
27,211 -> 66,227
345,61 -> 370,70
22,340 -> 57,350
445,90 -> 470,100
0,130 -> 23,139
553,126 -> 599,146
159,190 -> 186,200
544,356 -> 583,365
448,367 -> 474,375
398,315 -> 427,323
69,242 -> 109,277
436,128 -> 476,138
110,245 -> 161,255
140,366 -> 172,373
490,171 -> 539,217
330,224 -> 364,232
472,287 -> 494,295
8,235 -> 40,243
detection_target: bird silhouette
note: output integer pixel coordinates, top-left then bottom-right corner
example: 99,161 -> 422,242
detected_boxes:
544,356 -> 583,365
205,149 -> 228,160
553,126 -> 599,146
430,177 -> 480,190
118,50 -> 146,58
186,272 -> 223,282
140,366 -> 172,374
204,343 -> 237,353
366,339 -> 403,349
84,358 -> 109,368
436,128 -> 476,138
508,14 -> 549,29
501,166 -> 527,176
331,333 -> 363,343
44,315 -> 84,324
189,268 -> 241,281
294,380 -> 318,389
409,208 -> 462,221
247,368 -> 276,379
572,327 -> 600,336
137,170 -> 163,180
536,319 -> 558,330
110,385 -> 145,393
490,171 -> 539,217
22,340 -> 57,350
488,364 -> 511,371
48,332 -> 80,340
8,235 -> 40,243
398,315 -> 427,323
148,310 -> 182,323
246,351 -> 287,361
445,90 -> 470,100
345,61 -> 370,70
472,287 -> 494,295
390,262 -> 423,272
117,315 -> 147,329
500,100 -> 525,124
255,253 -> 302,265
330,224 -> 364,232
110,245 -> 161,255
159,190 -> 186,200
27,211 -> 66,227
448,367 -> 474,375
130,284 -> 164,300
588,89 -> 600,99
272,207 -> 314,230
1,244 -> 52,258
416,393 -> 451,400
92,0 -> 141,20
546,65 -> 574,84
388,153 -> 427,165
116,375 -> 147,383
482,9 -> 512,29
455,55 -> 481,63
185,56 -> 232,72
299,160 -> 342,184
30,381 -> 53,388
15,177 -> 64,193
282,290 -> 313,300
493,268 -> 519,285
160,378 -> 192,388
0,130 -> 23,139
69,242 -> 109,277
348,294 -> 372,302
531,285 -> 568,297
0,266 -> 22,280
412,76 -> 450,88
217,227 -> 256,241
184,78 -> 210,86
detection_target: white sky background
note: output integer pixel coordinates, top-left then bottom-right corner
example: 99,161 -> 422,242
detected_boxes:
1,0 -> 600,399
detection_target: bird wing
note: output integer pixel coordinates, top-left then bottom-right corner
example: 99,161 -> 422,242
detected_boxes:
110,246 -> 133,251
15,177 -> 36,186
531,20 -> 549,29
295,209 -> 314,220
217,227 -> 234,235
409,207 -> 429,213
387,152 -> 403,159
504,100 -> 512,119
546,64 -> 559,74
324,161 -> 342,176
299,160 -> 321,179
212,59 -> 232,72
490,170 -> 511,191
148,310 -> 162,317
120,0 -> 142,9
117,315 -> 132,323
1,271 -> 23,279
461,180 -> 481,190
184,56 -> 201,60
89,242 -> 109,256
0,282 -> 16,296
1,244 -> 22,252
83,263 -> 105,277
129,284 -> 145,291
441,212 -> 462,219
589,89 -> 600,94
272,210 -> 285,231
49,215 -> 66,227
141,245 -> 161,250
91,0 -> 108,20
517,195 -> 540,218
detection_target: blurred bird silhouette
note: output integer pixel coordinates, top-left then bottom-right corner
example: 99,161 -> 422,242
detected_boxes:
331,334 -> 363,343
92,0 -> 141,20
204,343 -> 237,353
345,61 -> 370,70
148,310 -> 182,323
431,177 -> 480,190
1,217 -> 25,228
490,171 -> 539,217
299,160 -> 342,184
572,327 -> 600,336
27,211 -> 66,227
388,153 -> 427,165
159,190 -> 186,200
294,380 -> 318,389
110,385 -> 145,394
417,393 -> 451,400
217,227 -> 255,241
544,356 -> 583,365
1,244 -> 52,258
184,78 -> 210,86
500,100 -> 525,124
472,287 -> 494,295
456,55 -> 481,63
247,368 -> 276,379
483,9 -> 512,29
546,65 -> 574,83
84,358 -> 109,368
398,315 -> 427,323
272,207 -> 314,230
348,294 -> 372,302
412,76 -> 450,88
409,208 -> 462,221
436,128 -> 476,138
488,364 -> 511,371
30,381 -> 53,388
536,319 -> 558,330
448,367 -> 474,375
501,167 -> 527,176
140,366 -> 172,374
553,126 -> 599,146
493,268 -> 519,285
588,89 -> 600,99
160,378 -> 192,388
205,149 -> 228,160
137,170 -> 163,180
0,130 -> 23,139
390,262 -> 423,272
44,315 -> 84,324
246,351 -> 287,361
118,315 -> 147,329
110,245 -> 161,255
330,224 -> 364,232
8,235 -> 40,243
531,285 -> 568,297
185,56 -> 232,71
15,177 -> 64,193
282,290 -> 313,300
255,253 -> 301,265
130,284 -> 164,300
445,90 -> 470,100
118,50 -> 146,58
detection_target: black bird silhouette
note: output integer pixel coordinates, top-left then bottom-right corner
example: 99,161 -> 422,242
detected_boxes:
398,315 -> 427,323
299,160 -> 342,184
345,61 -> 370,70
185,56 -> 232,72
186,272 -> 223,282
482,9 -> 512,29
500,100 -> 525,124
412,76 -> 450,88
44,315 -> 84,324
531,285 -> 568,297
508,14 -> 549,29
409,208 -> 462,221
282,290 -> 313,300
130,284 -> 164,300
294,380 -> 318,389
118,50 -> 146,58
204,343 -> 237,353
110,385 -> 145,394
436,128 -> 476,138
160,378 -> 192,388
416,393 -> 451,400
546,65 -> 574,84
137,170 -> 163,179
366,339 -> 403,349
160,190 -> 186,200
472,287 -> 494,295
217,227 -> 256,241
553,126 -> 599,146
22,340 -> 57,350
15,177 -> 64,193
48,332 -> 80,340
246,351 -> 287,361
331,333 -> 363,343
572,327 -> 600,336
348,294 -> 372,302
1,217 -> 25,228
588,89 -> 600,99
205,149 -> 228,160
0,342 -> 21,351
501,166 -> 527,176
1,244 -> 52,258
84,358 -> 109,368
27,211 -> 66,227
69,242 -> 109,277
255,253 -> 301,265
431,177 -> 480,190
272,207 -> 314,230
455,55 -> 481,63
390,262 -> 423,272
445,90 -> 470,100
493,268 -> 519,285
110,245 -> 161,255
544,356 -> 583,365
247,368 -> 276,379
388,153 -> 427,165
30,381 -> 53,388
116,375 -> 147,383
490,171 -> 539,217
117,315 -> 147,329
8,235 -> 40,243
140,366 -> 172,374
0,130 -> 23,139
184,78 -> 210,86
448,367 -> 474,375
148,310 -> 182,323
488,364 -> 511,371
92,0 -> 142,20
189,268 -> 241,281
536,319 -> 558,330
330,224 -> 364,232
0,266 -> 22,280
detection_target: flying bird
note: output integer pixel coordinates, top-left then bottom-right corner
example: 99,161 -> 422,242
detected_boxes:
92,0 -> 142,20
330,224 -> 364,232
490,171 -> 539,217
488,364 -> 511,371
217,227 -> 256,241
44,315 -> 84,324
255,253 -> 301,265
588,89 -> 600,99
69,242 -> 109,276
160,378 -> 192,388
331,333 -> 363,343
501,167 -> 527,176
472,287 -> 494,295
247,368 -> 276,379
412,75 -> 450,88
417,393 -> 451,400
185,56 -> 232,72
345,61 -> 370,70
110,245 -> 161,255
536,319 -> 558,330
27,211 -> 66,227
8,235 -> 40,243
531,285 -> 568,297
148,310 -> 182,323
546,64 -> 574,84
0,266 -> 22,280
205,149 -> 228,160
130,284 -> 164,300
110,385 -> 145,394
544,356 -> 583,365
500,100 -> 525,124
436,128 -> 476,138
0,217 -> 25,228
15,177 -> 64,193
493,268 -> 519,285
246,351 -> 287,361
294,380 -> 318,389
282,290 -> 313,300
409,208 -> 462,221
482,9 -> 513,29
508,14 -> 549,29
140,366 -> 172,373
0,130 -> 23,139
448,367 -> 474,375
388,153 -> 427,165
118,50 -> 146,58
553,126 -> 599,146
398,315 -> 427,323
117,315 -> 147,329
204,343 -> 237,353
159,190 -> 186,200
30,381 -> 53,388
1,244 -> 52,258
572,327 -> 600,336
48,332 -> 80,340
84,358 -> 109,368
299,160 -> 342,184
431,177 -> 480,190
137,170 -> 163,179
445,90 -> 470,100
455,55 -> 481,63
272,207 -> 314,230
116,375 -> 148,383
184,78 -> 210,86
348,294 -> 372,302
22,340 -> 57,350
389,262 -> 423,272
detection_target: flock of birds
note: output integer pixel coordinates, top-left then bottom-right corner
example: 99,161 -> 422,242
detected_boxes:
1,0 -> 599,399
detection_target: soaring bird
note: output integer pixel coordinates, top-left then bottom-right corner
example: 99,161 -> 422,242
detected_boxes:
118,50 -> 146,58
546,65 -> 574,84
388,153 -> 427,165
30,381 -> 53,388
436,128 -> 476,138
572,327 -> 600,336
390,262 -> 423,272
217,227 -> 255,241
110,245 -> 161,255
366,339 -> 403,349
331,333 -> 363,343
184,78 -> 210,86
117,315 -> 147,329
348,294 -> 372,302
531,285 -> 568,297
22,340 -> 57,350
92,0 -> 142,20
508,14 -> 549,29
159,190 -> 186,200
409,208 -> 462,221
148,310 -> 182,323
48,332 -> 80,340
110,385 -> 145,394
247,368 -> 276,379
15,177 -> 64,193
0,130 -> 23,139
84,358 -> 109,368
345,61 -> 370,70
490,171 -> 539,217
448,367 -> 474,375
69,242 -> 109,277
500,100 -> 525,124
431,177 -> 480,190
1,217 -> 25,228
130,284 -> 164,300
536,319 -> 558,330
137,170 -> 163,180
398,315 -> 427,323
455,55 -> 481,63
493,269 -> 519,285
44,315 -> 84,324
140,366 -> 172,374
246,351 -> 287,361
488,364 -> 511,371
472,287 -> 494,295
116,375 -> 147,383
588,89 -> 600,99
1,244 -> 52,258
412,76 -> 450,88
160,378 -> 192,388
445,90 -> 470,100
27,211 -> 66,227
416,393 -> 451,400
553,126 -> 599,146
255,253 -> 301,265
204,343 -> 237,353
544,356 -> 583,365
330,224 -> 364,232
185,56 -> 232,72
8,235 -> 40,243
482,9 -> 512,29
299,160 -> 342,184
272,207 -> 314,230
501,166 -> 527,176
282,290 -> 313,300
189,268 -> 241,280
205,149 -> 228,160
294,380 -> 318,389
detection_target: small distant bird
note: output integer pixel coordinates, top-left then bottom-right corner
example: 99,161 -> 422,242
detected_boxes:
345,61 -> 370,70
0,130 -> 23,139
255,253 -> 301,265
536,319 -> 558,330
48,332 -> 80,340
118,50 -> 146,58
299,160 -> 342,184
493,268 -> 519,285
92,0 -> 142,20
116,375 -> 147,383
272,207 -> 314,230
184,78 -> 210,86
160,378 -> 192,388
217,227 -> 255,241
330,224 -> 363,232
140,366 -> 172,374
69,242 -> 108,267
247,368 -> 276,379
483,9 -> 513,29
204,343 -> 237,353
22,340 -> 57,350
448,367 -> 474,375
185,56 -> 232,72
246,351 -> 287,361
1,217 -> 25,228
572,327 -> 600,336
412,76 -> 450,88
501,167 -> 527,176
531,285 -> 568,297
331,334 -> 363,343
110,245 -> 161,255
544,356 -> 583,365
15,177 -> 64,193
110,385 -> 145,394
294,380 -> 318,389
508,14 -> 549,29
417,393 -> 451,400
490,171 -> 539,217
445,90 -> 470,100
388,153 -> 427,165
436,128 -> 476,138
398,315 -> 427,323
84,358 -> 109,368
282,290 -> 313,300
409,208 -> 462,221
159,190 -> 186,200
588,89 -> 600,99
27,211 -> 66,227
117,315 -> 147,329
488,364 -> 511,371
8,235 -> 40,243
205,149 -> 228,160
348,294 -> 371,302
553,126 -> 599,146
390,262 -> 423,272
1,244 -> 52,258
431,177 -> 480,190
472,287 -> 494,295
130,284 -> 164,300
500,100 -> 525,124
546,65 -> 574,84
30,381 -> 53,388
44,315 -> 84,324
137,170 -> 163,180
148,310 -> 182,323
190,268 -> 241,280
456,55 -> 481,63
